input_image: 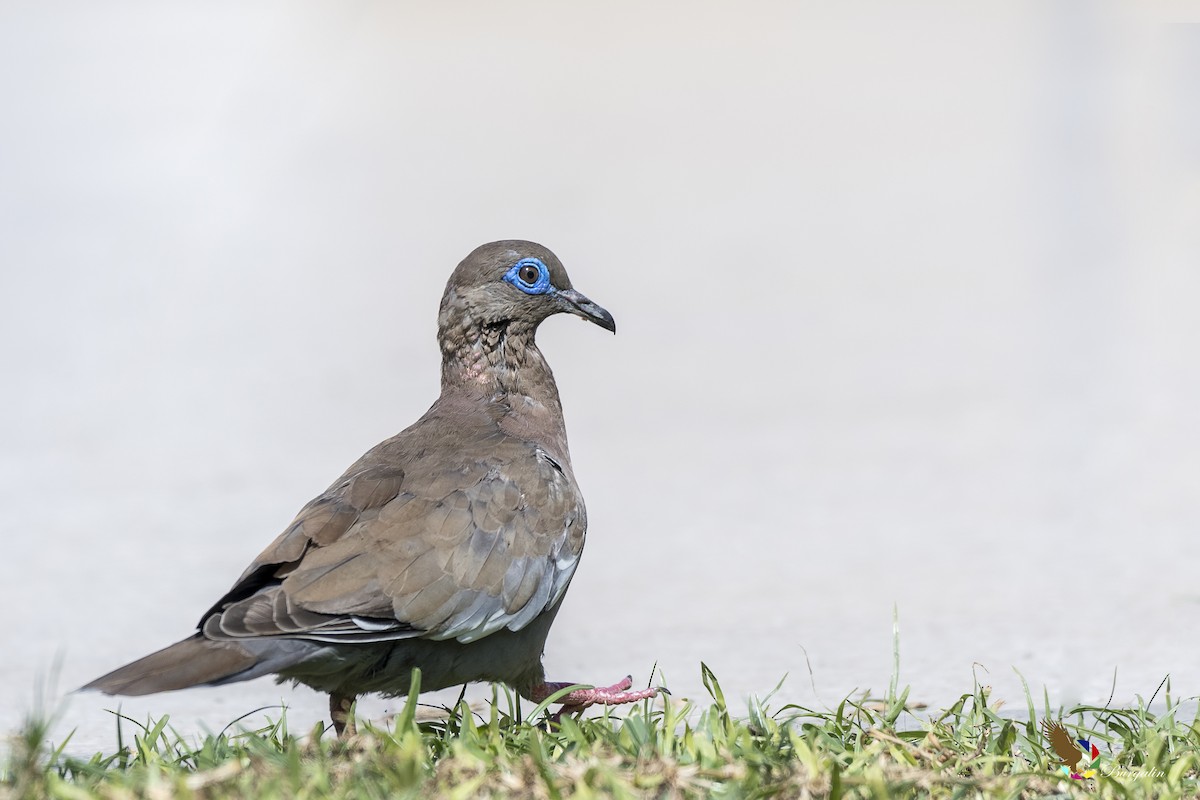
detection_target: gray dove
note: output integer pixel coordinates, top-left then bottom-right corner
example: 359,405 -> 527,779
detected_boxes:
84,240 -> 658,736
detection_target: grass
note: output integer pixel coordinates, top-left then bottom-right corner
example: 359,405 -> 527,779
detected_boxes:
4,659 -> 1199,798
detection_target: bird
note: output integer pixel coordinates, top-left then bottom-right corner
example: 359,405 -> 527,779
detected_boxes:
1041,720 -> 1084,772
83,240 -> 659,736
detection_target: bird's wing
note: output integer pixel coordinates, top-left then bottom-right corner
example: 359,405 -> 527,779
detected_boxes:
201,431 -> 585,645
1041,721 -> 1082,766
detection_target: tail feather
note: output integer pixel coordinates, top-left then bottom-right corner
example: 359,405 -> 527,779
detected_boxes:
81,635 -> 261,696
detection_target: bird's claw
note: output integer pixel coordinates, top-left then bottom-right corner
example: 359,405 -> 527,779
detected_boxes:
531,674 -> 663,719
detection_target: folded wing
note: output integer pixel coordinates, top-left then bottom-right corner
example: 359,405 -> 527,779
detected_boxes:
201,439 -> 585,646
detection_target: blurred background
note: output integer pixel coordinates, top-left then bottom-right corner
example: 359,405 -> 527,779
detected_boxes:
2,1 -> 1198,754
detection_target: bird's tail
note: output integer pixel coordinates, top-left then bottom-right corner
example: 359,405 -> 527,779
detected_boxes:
81,635 -> 263,696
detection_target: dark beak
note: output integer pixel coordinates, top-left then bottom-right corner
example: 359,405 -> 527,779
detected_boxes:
557,289 -> 616,333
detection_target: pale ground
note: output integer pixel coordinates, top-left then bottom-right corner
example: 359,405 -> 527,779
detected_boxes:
2,2 -> 1199,756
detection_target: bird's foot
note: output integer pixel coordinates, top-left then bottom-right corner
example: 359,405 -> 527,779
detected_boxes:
530,675 -> 661,715
330,692 -> 358,738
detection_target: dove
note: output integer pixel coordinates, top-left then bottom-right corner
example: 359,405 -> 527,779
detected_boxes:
84,240 -> 659,736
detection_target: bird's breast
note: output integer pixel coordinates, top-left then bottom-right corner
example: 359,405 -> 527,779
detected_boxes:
495,394 -> 572,473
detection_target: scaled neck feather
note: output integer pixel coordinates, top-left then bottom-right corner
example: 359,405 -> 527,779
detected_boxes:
438,308 -> 564,418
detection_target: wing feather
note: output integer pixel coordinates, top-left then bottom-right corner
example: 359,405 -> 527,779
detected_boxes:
200,427 -> 585,647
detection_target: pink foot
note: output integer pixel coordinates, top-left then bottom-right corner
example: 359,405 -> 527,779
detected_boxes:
529,675 -> 661,713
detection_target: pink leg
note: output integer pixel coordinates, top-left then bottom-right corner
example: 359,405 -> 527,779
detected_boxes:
528,675 -> 660,713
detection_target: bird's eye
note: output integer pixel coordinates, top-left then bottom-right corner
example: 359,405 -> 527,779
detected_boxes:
504,257 -> 551,295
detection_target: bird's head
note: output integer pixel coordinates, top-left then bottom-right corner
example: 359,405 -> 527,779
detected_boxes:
439,240 -> 615,338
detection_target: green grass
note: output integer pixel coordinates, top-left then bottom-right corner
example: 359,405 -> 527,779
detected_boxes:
4,663 -> 1199,799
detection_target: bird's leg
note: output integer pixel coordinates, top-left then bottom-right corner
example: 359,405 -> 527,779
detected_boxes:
529,675 -> 660,715
329,692 -> 357,738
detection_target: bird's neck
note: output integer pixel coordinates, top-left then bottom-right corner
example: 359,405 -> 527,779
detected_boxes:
439,319 -> 564,415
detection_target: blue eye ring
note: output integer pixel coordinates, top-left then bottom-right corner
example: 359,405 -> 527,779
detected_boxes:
503,257 -> 553,295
